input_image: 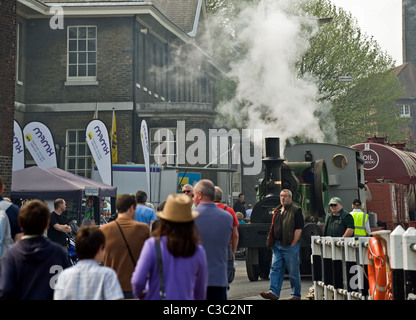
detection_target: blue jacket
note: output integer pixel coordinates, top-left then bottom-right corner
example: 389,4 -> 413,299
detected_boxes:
0,236 -> 70,300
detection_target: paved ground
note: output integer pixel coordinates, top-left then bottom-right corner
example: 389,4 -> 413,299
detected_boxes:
227,259 -> 313,300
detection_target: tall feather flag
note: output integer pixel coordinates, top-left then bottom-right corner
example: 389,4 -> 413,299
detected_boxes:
111,109 -> 118,164
140,120 -> 151,200
91,103 -> 98,166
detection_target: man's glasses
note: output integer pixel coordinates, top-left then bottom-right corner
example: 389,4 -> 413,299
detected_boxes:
183,190 -> 191,193
329,204 -> 338,207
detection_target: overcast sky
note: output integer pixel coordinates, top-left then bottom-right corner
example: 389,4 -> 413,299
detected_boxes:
330,0 -> 403,66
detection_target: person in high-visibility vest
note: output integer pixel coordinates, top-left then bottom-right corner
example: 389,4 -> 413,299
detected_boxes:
350,199 -> 371,238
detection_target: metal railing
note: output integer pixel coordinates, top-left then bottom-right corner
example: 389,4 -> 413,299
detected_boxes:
311,226 -> 416,300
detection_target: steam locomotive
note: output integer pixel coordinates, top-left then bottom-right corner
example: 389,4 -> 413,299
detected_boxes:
237,137 -> 366,281
238,136 -> 416,281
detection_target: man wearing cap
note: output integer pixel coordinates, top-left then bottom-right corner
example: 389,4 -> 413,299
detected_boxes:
323,197 -> 354,237
350,199 -> 370,238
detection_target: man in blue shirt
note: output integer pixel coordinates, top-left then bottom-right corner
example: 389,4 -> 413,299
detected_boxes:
193,179 -> 233,300
134,190 -> 157,228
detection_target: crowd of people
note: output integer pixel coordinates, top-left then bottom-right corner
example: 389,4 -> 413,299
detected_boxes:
0,173 -> 368,301
0,177 -> 240,300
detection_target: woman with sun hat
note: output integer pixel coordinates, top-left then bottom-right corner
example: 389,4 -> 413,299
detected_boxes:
131,193 -> 207,300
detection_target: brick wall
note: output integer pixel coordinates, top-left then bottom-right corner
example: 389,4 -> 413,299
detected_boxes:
23,110 -> 134,165
0,157 -> 13,197
403,0 -> 416,66
0,0 -> 16,195
16,12 -> 229,192
25,17 -> 133,104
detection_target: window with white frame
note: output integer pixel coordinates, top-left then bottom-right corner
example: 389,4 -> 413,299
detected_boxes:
67,26 -> 97,81
16,22 -> 23,85
399,104 -> 411,118
65,129 -> 92,177
150,127 -> 177,165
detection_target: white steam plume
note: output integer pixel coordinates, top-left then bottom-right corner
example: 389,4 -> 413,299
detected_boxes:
217,0 -> 329,148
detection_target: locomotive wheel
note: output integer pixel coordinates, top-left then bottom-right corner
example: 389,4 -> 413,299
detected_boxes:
245,248 -> 260,281
300,223 -> 323,247
258,247 -> 271,280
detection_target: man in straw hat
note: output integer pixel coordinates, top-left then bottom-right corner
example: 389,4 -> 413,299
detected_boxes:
131,193 -> 207,300
193,179 -> 233,300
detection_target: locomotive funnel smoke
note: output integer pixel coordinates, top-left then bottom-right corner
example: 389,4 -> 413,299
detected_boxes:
217,0 -> 331,148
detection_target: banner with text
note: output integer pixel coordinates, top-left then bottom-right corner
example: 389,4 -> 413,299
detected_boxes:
111,109 -> 118,164
140,119 -> 151,200
86,119 -> 112,186
23,121 -> 57,169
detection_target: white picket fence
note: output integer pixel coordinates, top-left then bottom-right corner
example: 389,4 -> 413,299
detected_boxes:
311,226 -> 416,300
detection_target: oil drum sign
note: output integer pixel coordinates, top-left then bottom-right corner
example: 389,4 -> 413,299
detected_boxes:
362,143 -> 379,171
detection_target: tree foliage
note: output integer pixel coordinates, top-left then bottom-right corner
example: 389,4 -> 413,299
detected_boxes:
299,0 -> 407,146
207,0 -> 409,147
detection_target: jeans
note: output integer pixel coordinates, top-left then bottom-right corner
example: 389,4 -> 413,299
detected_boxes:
227,244 -> 235,284
269,241 -> 301,299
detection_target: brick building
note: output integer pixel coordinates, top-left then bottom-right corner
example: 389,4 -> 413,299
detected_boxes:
13,0 -> 259,206
394,0 -> 416,146
395,62 -> 416,135
0,0 -> 16,196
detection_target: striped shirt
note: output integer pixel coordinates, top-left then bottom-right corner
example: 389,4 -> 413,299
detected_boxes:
54,259 -> 124,300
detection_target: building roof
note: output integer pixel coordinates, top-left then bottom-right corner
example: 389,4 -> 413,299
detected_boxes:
18,0 -> 224,73
395,61 -> 416,99
40,0 -> 203,35
149,0 -> 201,35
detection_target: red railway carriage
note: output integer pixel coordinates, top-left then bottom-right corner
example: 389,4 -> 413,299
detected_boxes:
352,137 -> 416,228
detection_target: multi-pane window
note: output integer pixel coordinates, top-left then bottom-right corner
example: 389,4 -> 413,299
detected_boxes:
67,26 -> 97,80
66,129 -> 92,177
399,104 -> 411,118
16,22 -> 23,85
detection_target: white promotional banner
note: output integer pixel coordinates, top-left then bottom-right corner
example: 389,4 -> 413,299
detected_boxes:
140,119 -> 151,199
86,119 -> 112,186
13,120 -> 25,171
23,121 -> 57,169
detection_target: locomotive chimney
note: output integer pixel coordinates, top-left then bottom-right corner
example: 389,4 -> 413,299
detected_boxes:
262,137 -> 285,197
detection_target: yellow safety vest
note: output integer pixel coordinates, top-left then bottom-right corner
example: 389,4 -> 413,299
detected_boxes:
350,210 -> 368,237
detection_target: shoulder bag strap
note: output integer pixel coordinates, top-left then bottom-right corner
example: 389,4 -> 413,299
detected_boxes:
115,220 -> 136,267
154,237 -> 166,300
